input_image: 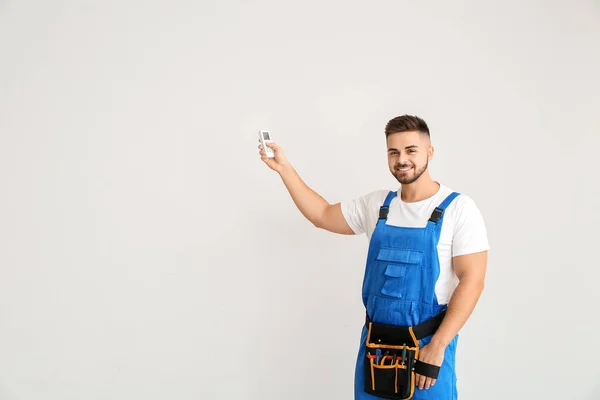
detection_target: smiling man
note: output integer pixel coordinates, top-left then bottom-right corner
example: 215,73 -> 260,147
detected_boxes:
258,115 -> 489,399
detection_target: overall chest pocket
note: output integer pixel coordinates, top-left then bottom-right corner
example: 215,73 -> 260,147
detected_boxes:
377,248 -> 424,300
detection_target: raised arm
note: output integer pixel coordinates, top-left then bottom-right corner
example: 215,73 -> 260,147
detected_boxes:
259,140 -> 354,235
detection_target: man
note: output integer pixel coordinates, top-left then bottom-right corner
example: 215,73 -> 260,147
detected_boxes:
258,115 -> 489,399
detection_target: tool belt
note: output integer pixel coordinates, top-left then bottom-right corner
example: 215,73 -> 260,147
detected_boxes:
363,310 -> 446,399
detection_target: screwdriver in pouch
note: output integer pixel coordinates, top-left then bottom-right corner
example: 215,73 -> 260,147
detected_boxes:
401,346 -> 407,365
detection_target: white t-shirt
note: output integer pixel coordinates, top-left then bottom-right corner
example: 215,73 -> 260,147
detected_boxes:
340,183 -> 490,305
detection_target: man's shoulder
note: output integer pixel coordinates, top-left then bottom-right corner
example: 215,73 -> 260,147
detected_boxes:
436,185 -> 487,229
341,188 -> 396,219
438,184 -> 478,209
437,185 -> 490,253
340,188 -> 396,235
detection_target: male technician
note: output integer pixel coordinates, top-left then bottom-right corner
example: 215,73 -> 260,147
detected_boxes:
258,115 -> 489,399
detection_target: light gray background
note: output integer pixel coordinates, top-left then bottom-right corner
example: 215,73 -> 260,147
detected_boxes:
1,0 -> 599,399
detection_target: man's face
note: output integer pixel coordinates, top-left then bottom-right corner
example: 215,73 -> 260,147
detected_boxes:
387,131 -> 433,185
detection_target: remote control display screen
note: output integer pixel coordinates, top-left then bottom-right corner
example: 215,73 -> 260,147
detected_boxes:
263,132 -> 270,140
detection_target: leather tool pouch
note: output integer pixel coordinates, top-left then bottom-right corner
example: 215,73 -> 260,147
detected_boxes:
364,319 -> 439,399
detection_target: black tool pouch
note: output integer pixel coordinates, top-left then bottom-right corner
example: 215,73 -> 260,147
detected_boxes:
364,320 -> 419,399
363,311 -> 445,399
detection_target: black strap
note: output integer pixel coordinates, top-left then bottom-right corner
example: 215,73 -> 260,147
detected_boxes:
365,309 -> 446,341
413,360 -> 441,379
412,310 -> 446,340
379,206 -> 389,219
428,207 -> 444,223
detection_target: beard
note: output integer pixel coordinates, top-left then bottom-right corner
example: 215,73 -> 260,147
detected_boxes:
391,159 -> 428,184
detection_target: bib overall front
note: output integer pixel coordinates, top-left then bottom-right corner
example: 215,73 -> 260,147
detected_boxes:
354,190 -> 460,400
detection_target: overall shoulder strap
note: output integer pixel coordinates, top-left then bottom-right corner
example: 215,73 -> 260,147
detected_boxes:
378,191 -> 397,221
428,191 -> 460,224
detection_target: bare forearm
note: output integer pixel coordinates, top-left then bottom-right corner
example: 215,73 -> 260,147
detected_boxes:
278,164 -> 329,226
430,279 -> 484,349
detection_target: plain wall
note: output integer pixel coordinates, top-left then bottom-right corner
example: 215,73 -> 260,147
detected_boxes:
1,0 -> 599,399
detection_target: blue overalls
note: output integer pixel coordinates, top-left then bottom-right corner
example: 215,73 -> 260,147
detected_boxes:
354,190 -> 461,400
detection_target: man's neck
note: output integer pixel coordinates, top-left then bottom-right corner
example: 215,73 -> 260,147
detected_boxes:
399,178 -> 440,203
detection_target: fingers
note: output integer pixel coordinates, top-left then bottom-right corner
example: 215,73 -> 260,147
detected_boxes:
257,144 -> 266,157
257,141 -> 284,171
415,374 -> 436,390
415,373 -> 425,390
257,140 -> 278,150
257,145 -> 271,163
424,377 -> 435,390
257,143 -> 273,151
257,142 -> 280,160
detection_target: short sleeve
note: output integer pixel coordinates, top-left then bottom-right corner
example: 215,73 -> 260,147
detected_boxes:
451,195 -> 490,257
340,190 -> 383,236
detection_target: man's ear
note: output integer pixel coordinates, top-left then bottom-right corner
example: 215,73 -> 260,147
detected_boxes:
428,145 -> 434,160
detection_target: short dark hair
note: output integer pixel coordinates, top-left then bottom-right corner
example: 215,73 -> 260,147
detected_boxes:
385,115 -> 430,138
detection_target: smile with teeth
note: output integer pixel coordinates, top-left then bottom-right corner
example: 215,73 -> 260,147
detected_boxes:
397,166 -> 413,172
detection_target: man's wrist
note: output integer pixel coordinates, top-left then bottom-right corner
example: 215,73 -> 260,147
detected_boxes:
428,335 -> 450,350
277,162 -> 293,175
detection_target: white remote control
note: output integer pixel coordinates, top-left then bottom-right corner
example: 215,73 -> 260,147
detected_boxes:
258,130 -> 275,158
